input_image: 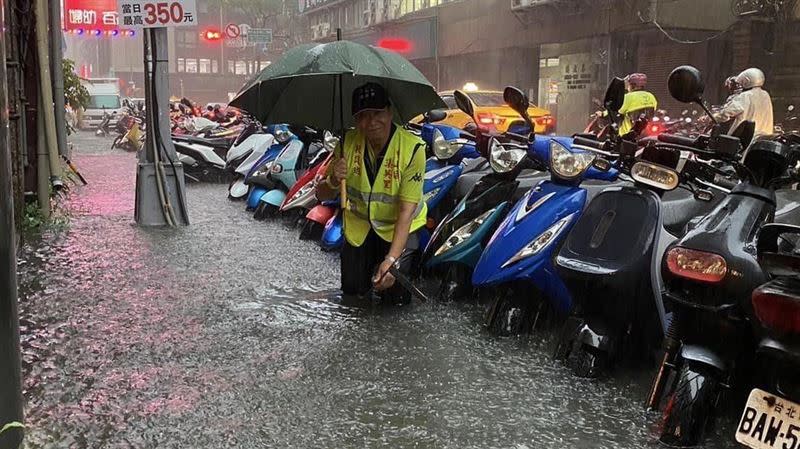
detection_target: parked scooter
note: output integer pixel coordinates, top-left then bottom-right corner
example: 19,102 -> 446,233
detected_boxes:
227,124 -> 282,199
553,69 -> 735,378
95,111 -> 114,137
643,67 -> 800,448
280,135 -> 338,226
732,223 -> 800,449
253,127 -> 326,219
469,86 -> 621,335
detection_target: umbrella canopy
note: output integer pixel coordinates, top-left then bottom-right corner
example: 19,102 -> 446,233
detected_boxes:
229,40 -> 445,130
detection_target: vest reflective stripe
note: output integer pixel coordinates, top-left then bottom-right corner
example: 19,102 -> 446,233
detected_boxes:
342,127 -> 427,246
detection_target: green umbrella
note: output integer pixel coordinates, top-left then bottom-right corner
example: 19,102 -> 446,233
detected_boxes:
228,40 -> 445,130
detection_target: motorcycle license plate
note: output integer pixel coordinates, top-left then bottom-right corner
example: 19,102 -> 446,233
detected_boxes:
736,388 -> 800,449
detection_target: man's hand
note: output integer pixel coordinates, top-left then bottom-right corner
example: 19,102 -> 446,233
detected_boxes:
373,260 -> 396,291
332,158 -> 347,185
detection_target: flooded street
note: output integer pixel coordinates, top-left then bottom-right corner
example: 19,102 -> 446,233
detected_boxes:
17,132 -> 739,449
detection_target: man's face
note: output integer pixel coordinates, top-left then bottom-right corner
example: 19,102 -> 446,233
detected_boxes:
355,107 -> 393,140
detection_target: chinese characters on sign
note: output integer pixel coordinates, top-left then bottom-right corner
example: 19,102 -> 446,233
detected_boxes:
64,0 -> 119,31
564,63 -> 592,90
117,0 -> 198,28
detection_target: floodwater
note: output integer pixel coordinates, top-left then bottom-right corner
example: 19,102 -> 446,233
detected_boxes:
17,132 -> 739,448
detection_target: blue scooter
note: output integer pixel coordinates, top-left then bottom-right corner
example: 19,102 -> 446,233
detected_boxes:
244,125 -> 295,211
469,87 -> 618,336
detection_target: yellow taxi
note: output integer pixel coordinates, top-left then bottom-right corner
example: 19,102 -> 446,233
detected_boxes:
422,90 -> 554,133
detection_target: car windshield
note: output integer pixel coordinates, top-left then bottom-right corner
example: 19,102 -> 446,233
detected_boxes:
467,92 -> 506,107
88,95 -> 120,109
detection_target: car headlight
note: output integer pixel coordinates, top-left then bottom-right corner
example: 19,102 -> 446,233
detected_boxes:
501,213 -> 573,268
423,187 -> 441,203
631,161 -> 679,191
489,138 -> 526,173
275,128 -> 291,143
435,207 -> 497,257
550,140 -> 595,180
432,129 -> 461,160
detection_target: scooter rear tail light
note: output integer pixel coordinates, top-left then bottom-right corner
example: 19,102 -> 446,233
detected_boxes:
666,247 -> 727,283
752,287 -> 800,334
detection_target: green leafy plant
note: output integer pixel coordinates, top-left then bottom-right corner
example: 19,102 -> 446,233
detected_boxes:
63,59 -> 89,111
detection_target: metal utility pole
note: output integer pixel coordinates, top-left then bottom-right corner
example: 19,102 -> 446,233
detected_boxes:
49,0 -> 68,156
134,27 -> 189,226
0,0 -> 25,446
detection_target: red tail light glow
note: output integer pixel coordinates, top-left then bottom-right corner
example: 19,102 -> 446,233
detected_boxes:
535,115 -> 555,127
752,287 -> 800,334
477,112 -> 505,126
666,247 -> 727,283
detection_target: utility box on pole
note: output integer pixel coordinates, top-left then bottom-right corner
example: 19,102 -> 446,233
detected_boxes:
118,0 -> 197,226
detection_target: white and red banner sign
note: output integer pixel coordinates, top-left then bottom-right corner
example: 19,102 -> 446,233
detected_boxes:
117,0 -> 198,28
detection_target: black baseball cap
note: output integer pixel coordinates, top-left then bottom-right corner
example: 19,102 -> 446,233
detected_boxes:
352,82 -> 391,116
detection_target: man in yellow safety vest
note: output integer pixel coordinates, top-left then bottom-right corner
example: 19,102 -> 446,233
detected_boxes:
315,83 -> 427,304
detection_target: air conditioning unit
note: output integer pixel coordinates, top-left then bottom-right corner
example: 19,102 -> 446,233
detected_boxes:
320,22 -> 331,36
312,24 -> 322,40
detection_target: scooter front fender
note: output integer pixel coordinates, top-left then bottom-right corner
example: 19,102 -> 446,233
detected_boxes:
680,344 -> 727,372
246,186 -> 270,210
260,189 -> 287,208
472,181 -> 587,312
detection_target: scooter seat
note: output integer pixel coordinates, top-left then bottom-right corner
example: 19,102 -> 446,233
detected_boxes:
660,188 -> 722,236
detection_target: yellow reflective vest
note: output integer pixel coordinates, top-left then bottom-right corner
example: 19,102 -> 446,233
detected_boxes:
337,127 -> 427,247
619,90 -> 658,136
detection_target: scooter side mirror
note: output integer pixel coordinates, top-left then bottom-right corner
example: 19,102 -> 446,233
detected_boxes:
454,90 -> 476,122
604,78 -> 626,113
503,86 -> 535,134
424,109 -> 447,123
668,65 -> 705,104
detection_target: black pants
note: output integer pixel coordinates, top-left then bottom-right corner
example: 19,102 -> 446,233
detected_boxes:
341,230 -> 420,304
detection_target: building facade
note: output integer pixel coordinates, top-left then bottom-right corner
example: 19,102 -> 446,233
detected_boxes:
299,0 -> 800,134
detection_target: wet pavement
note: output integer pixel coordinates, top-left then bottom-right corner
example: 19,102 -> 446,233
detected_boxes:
17,131 -> 739,448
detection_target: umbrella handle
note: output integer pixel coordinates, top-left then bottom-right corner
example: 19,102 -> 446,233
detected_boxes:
340,179 -> 347,211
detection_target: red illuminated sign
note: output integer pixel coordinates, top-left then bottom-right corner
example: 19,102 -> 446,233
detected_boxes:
64,0 -> 119,31
376,38 -> 413,54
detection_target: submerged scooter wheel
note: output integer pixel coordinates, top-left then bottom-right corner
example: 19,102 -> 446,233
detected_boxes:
253,201 -> 278,220
483,294 -> 532,336
437,266 -> 472,302
299,219 -> 324,241
659,363 -> 719,447
566,343 -> 610,379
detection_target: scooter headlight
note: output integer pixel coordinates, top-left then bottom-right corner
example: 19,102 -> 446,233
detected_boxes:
253,161 -> 274,178
550,140 -> 595,180
501,213 -> 573,268
275,128 -> 291,143
489,138 -> 526,173
631,161 -> 679,191
324,131 -> 340,151
432,129 -> 461,160
435,207 -> 497,257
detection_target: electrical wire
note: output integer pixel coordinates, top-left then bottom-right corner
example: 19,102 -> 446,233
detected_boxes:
637,10 -> 736,44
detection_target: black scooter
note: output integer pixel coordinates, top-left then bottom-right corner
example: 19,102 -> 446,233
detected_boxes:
554,69 -> 735,378
730,224 -> 800,449
645,67 -> 800,447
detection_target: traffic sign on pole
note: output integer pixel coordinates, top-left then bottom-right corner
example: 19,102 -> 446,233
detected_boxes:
225,22 -> 240,38
247,28 -> 272,44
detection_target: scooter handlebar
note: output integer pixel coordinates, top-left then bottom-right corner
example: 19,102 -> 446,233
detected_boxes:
658,133 -> 702,149
572,136 -> 603,150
